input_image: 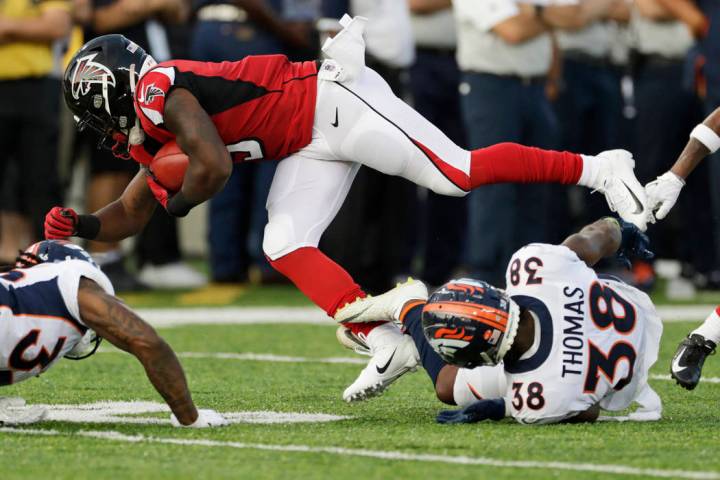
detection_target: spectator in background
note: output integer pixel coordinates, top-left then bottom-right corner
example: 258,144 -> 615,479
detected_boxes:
320,0 -> 417,293
0,0 -> 72,263
76,0 -> 206,291
190,0 -> 313,283
453,0 -> 600,285
630,0 -> 710,288
552,0 -> 629,233
407,0 -> 467,287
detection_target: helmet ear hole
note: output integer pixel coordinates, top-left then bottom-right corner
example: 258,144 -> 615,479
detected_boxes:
422,279 -> 520,367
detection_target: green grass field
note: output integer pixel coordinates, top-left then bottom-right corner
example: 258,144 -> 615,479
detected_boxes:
2,286 -> 720,480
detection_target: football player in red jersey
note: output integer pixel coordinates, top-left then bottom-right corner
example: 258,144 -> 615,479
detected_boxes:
47,17 -> 650,402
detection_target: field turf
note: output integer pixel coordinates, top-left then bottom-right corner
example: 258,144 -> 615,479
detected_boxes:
2,286 -> 720,480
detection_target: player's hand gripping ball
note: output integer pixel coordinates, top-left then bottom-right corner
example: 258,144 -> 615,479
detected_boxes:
149,140 -> 189,192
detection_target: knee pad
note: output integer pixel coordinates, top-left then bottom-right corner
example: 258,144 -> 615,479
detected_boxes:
262,215 -> 297,260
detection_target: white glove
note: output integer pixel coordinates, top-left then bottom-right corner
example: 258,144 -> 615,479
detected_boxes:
171,408 -> 229,428
645,171 -> 685,221
0,397 -> 47,425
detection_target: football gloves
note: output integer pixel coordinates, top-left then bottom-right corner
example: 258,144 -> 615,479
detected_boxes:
0,397 -> 47,425
645,171 -> 685,222
436,398 -> 506,424
44,207 -> 78,239
610,217 -> 654,269
145,170 -> 170,209
171,408 -> 229,428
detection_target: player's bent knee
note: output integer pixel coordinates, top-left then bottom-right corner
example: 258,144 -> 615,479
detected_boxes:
263,215 -> 299,261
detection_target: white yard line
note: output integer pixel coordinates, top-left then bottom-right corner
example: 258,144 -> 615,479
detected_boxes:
1,427 -> 717,479
99,351 -> 720,385
132,305 -> 716,328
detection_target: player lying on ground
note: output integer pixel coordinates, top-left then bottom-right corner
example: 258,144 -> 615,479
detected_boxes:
0,240 -> 227,428
341,217 -> 662,423
643,107 -> 720,389
46,16 -> 649,402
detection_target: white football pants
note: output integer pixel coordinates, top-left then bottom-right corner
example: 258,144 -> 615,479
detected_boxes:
263,66 -> 472,260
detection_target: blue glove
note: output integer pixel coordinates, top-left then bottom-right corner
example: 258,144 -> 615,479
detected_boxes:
436,398 -> 506,424
610,217 -> 654,269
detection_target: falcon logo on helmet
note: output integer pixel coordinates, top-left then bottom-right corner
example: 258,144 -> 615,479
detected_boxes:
70,54 -> 116,101
422,279 -> 520,368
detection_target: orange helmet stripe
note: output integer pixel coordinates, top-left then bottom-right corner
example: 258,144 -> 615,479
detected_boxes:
423,302 -> 507,332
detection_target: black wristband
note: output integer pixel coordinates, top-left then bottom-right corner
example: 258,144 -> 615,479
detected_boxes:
166,191 -> 196,218
75,214 -> 101,240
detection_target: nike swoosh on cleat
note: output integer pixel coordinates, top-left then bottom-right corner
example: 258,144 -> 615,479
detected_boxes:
331,107 -> 339,128
339,304 -> 372,323
376,349 -> 397,374
620,179 -> 644,215
671,352 -> 687,373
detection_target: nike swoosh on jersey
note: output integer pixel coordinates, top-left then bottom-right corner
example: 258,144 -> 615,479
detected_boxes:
376,349 -> 397,374
331,107 -> 339,128
620,179 -> 644,215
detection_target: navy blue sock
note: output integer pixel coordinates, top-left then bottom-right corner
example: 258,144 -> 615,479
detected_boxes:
404,304 -> 447,386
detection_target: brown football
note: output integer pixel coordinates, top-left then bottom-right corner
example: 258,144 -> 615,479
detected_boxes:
150,140 -> 189,192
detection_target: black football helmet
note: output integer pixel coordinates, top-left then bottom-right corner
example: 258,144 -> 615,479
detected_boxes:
422,279 -> 520,368
63,34 -> 156,158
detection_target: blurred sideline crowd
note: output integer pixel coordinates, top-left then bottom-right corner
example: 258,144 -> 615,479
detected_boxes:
0,0 -> 717,294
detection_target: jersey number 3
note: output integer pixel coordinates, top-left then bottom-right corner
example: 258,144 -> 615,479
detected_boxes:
0,330 -> 66,386
583,282 -> 637,393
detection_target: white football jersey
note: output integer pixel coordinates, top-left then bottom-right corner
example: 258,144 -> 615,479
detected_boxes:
499,243 -> 662,424
0,260 -> 114,386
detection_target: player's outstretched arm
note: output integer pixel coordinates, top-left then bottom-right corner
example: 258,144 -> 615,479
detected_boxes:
562,217 -> 653,268
647,106 -> 720,220
77,278 -> 207,426
45,171 -> 157,242
162,88 -> 233,217
562,218 -> 622,267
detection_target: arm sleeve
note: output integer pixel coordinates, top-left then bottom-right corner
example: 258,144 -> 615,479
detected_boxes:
57,260 -> 115,325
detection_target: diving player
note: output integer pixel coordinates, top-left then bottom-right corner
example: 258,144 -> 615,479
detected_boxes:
47,16 -> 650,402
0,240 -> 227,428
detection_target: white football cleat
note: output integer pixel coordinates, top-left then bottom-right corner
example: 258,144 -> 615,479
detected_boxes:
336,325 -> 371,356
334,278 -> 428,324
591,149 -> 649,231
342,323 -> 420,403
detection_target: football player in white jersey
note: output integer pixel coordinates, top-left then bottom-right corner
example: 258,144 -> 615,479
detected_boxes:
0,240 -> 227,428
358,217 -> 661,424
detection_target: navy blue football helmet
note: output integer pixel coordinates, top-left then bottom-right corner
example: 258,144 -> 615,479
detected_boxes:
16,240 -> 98,269
422,279 -> 520,368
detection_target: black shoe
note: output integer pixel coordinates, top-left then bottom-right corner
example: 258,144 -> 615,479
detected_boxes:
670,334 -> 716,390
100,259 -> 149,292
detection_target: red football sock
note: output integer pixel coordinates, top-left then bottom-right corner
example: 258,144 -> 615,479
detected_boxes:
469,142 -> 583,188
268,246 -> 367,316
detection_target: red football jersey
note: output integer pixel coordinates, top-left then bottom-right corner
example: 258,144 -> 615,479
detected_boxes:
130,55 -> 318,165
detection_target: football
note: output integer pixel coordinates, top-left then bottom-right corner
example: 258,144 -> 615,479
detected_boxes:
150,140 -> 189,192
